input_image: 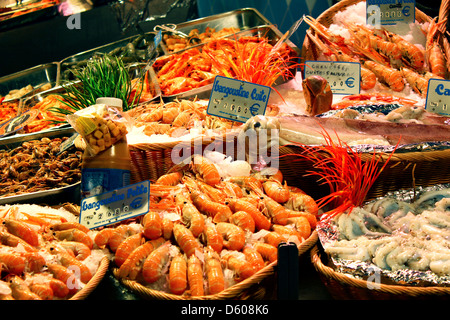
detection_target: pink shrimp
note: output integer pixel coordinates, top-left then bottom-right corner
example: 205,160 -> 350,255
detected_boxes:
141,242 -> 171,284
215,222 -> 245,251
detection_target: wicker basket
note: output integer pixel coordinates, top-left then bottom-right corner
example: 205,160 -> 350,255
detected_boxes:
70,256 -> 110,300
284,0 -> 450,201
310,245 -> 450,300
111,230 -> 318,300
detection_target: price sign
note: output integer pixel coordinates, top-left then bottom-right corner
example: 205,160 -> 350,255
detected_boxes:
367,0 -> 415,26
207,76 -> 271,123
0,109 -> 39,138
79,180 -> 150,229
425,79 -> 450,116
304,61 -> 360,95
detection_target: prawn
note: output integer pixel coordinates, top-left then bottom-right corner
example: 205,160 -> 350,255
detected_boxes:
7,275 -> 41,300
385,30 -> 425,71
286,217 -> 311,241
285,192 -> 319,216
253,242 -> 278,263
221,252 -> 255,282
426,18 -> 447,78
191,154 -> 221,186
179,197 -> 205,237
201,224 -> 223,253
114,232 -> 144,267
108,224 -> 142,251
226,198 -> 271,231
53,228 -> 94,250
168,253 -> 188,295
2,219 -> 39,247
29,283 -> 53,300
189,188 -> 232,223
22,251 -> 46,273
94,228 -> 116,249
262,180 -> 290,203
204,246 -> 225,295
401,67 -> 429,97
162,217 -> 174,240
363,60 -> 405,92
243,246 -> 265,272
46,263 -> 82,295
229,210 -> 255,233
187,254 -> 204,296
173,224 -> 201,257
49,278 -> 70,298
285,209 -> 317,229
142,242 -> 171,284
261,196 -> 289,225
57,251 -> 93,283
0,230 -> 36,252
142,211 -> 163,240
0,253 -> 26,275
117,237 -> 165,279
49,221 -> 90,234
58,241 -> 92,261
155,171 -> 183,186
215,222 -> 245,251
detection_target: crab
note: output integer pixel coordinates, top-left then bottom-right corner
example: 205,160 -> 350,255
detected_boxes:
302,75 -> 333,116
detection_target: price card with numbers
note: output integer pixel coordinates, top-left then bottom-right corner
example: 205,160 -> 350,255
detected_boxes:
207,75 -> 271,123
425,79 -> 450,116
79,180 -> 150,229
304,61 -> 360,95
366,0 -> 415,26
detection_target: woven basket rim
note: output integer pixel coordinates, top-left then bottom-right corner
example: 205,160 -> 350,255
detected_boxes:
69,256 -> 110,300
112,230 -> 318,300
310,245 -> 450,298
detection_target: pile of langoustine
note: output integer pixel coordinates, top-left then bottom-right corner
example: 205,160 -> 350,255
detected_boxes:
128,98 -> 242,138
0,205 -> 107,300
153,35 -> 298,96
304,12 -> 447,97
96,155 -> 318,297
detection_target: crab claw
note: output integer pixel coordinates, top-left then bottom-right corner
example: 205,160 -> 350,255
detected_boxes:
302,75 -> 333,116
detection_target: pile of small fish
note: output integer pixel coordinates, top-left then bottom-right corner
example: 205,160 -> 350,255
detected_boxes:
319,185 -> 450,286
0,204 -> 108,300
96,154 -> 318,297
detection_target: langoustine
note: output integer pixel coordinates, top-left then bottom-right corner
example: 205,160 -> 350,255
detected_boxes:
0,204 -> 108,300
105,154 -> 318,297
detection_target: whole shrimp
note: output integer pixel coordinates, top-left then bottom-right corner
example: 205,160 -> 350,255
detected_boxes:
384,30 -> 425,71
142,211 -> 163,240
173,223 -> 201,257
201,223 -> 223,253
425,18 -> 447,78
177,193 -> 205,237
114,232 -> 144,267
204,246 -> 225,295
363,60 -> 405,92
401,67 -> 429,97
215,222 -> 246,251
187,254 -> 204,296
262,180 -> 290,203
191,154 -> 221,186
221,252 -> 256,282
227,198 -> 271,231
169,253 -> 188,295
2,218 -> 39,247
141,241 -> 171,284
229,210 -> 255,233
261,196 -> 289,225
117,237 -> 165,279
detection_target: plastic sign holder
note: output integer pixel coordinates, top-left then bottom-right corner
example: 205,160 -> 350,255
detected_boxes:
207,75 -> 271,123
366,0 -> 416,26
79,180 -> 150,229
277,242 -> 299,300
425,78 -> 450,116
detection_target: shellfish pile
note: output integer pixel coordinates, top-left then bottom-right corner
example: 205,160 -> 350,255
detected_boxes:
0,204 -> 108,300
98,153 -> 318,297
319,186 -> 450,286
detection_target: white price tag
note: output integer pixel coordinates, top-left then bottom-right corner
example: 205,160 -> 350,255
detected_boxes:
425,78 -> 450,116
304,61 -> 360,95
79,180 -> 150,229
207,76 -> 271,123
366,0 -> 415,26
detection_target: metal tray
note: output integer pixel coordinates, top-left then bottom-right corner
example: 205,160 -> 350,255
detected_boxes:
159,8 -> 273,54
154,25 -> 300,100
0,62 -> 59,101
59,32 -> 162,81
0,126 -> 81,205
0,3 -> 58,32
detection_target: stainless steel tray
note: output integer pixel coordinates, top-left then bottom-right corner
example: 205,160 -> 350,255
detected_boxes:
59,32 -> 162,81
0,62 -> 60,100
0,126 -> 81,205
154,25 -> 300,100
159,8 -> 273,54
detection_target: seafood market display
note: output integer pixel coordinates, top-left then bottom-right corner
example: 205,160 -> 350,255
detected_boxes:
0,204 -> 107,300
0,83 -> 52,102
101,153 -> 318,297
162,27 -> 241,53
153,32 -> 298,96
0,137 -> 82,198
319,186 -> 450,286
127,98 -> 244,139
304,2 -> 447,98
